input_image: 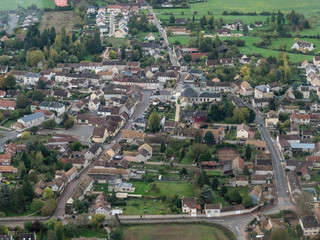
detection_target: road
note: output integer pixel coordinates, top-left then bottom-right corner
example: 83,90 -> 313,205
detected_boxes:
0,131 -> 18,152
148,7 -> 179,66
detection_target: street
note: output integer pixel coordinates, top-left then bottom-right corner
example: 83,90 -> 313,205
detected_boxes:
148,7 -> 179,66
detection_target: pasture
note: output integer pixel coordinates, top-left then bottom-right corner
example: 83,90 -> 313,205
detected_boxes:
123,224 -> 235,240
0,0 -> 54,10
40,11 -> 76,33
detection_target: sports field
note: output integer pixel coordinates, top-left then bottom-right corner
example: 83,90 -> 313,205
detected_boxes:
0,0 -> 55,10
123,224 -> 235,240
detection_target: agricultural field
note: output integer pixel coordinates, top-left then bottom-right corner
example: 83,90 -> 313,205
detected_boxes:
40,11 -> 76,33
0,0 -> 54,10
123,224 -> 235,240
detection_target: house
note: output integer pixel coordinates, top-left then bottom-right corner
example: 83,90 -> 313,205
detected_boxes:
238,81 -> 253,96
217,28 -> 231,36
23,72 -> 40,85
250,174 -> 273,185
299,216 -> 319,236
0,155 -> 11,165
249,185 -> 262,205
228,175 -> 249,187
307,155 -> 320,168
18,233 -> 36,240
0,99 -> 15,110
252,98 -> 269,108
0,66 -> 8,75
145,33 -> 156,42
14,112 -> 45,130
254,85 -> 273,99
314,56 -> 320,67
175,18 -> 190,25
94,194 -> 111,218
245,140 -> 267,151
255,21 -> 263,27
265,110 -> 278,127
292,40 -> 314,52
236,123 -> 250,139
69,175 -> 93,202
205,204 -> 222,217
89,98 -> 100,111
92,127 -> 108,143
182,197 -> 197,216
220,58 -> 234,66
54,90 -> 70,99
85,143 -> 103,161
287,171 -> 302,203
39,101 -> 65,116
0,166 -> 18,173
162,2 -> 173,7
121,130 -> 145,143
311,102 -> 320,112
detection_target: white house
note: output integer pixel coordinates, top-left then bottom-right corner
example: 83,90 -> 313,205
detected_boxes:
24,72 -> 40,85
94,194 -> 111,218
236,123 -> 250,139
292,40 -> 314,52
205,204 -> 221,217
299,216 -> 319,236
39,101 -> 66,116
16,112 -> 45,129
182,197 -> 197,217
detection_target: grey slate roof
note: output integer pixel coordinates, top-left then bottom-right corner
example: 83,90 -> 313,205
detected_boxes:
21,112 -> 45,123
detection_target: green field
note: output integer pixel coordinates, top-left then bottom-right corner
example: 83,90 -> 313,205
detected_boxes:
2,120 -> 15,128
123,224 -> 235,240
0,0 -> 55,10
124,198 -> 173,215
130,181 -> 195,197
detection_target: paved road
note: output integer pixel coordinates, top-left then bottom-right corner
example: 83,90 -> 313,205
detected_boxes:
109,13 -> 115,37
148,7 -> 178,66
7,13 -> 18,35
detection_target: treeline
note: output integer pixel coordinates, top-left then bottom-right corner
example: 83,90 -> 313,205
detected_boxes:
222,11 -> 272,16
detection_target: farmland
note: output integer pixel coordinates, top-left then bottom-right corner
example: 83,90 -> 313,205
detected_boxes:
0,0 -> 54,10
40,11 -> 76,33
123,224 -> 235,240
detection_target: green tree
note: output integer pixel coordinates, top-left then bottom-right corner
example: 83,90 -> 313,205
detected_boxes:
242,195 -> 253,208
43,187 -> 54,199
12,188 -> 26,213
201,184 -> 214,203
22,176 -> 34,203
160,141 -> 166,153
41,198 -> 57,216
30,126 -> 38,135
295,224 -> 303,237
110,227 -> 124,240
90,214 -> 105,230
195,131 -> 202,143
24,221 -> 33,231
148,112 -> 161,132
169,15 -> 175,24
228,189 -> 242,204
204,131 -> 214,144
73,200 -> 89,214
35,151 -> 43,166
54,221 -> 64,240
211,177 -> 219,190
245,144 -> 251,160
42,119 -> 56,129
26,50 -> 45,67
71,141 -> 82,151
17,93 -> 30,108
243,165 -> 250,175
3,75 -> 16,89
109,50 -> 117,59
243,24 -> 249,35
63,162 -> 73,172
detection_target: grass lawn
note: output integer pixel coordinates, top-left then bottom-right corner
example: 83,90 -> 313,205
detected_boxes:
124,198 -> 173,215
206,170 -> 221,176
15,134 -> 51,144
2,120 -> 15,128
5,200 -> 44,217
72,228 -> 108,238
130,181 -> 194,197
227,187 -> 249,198
212,191 -> 229,207
269,37 -> 320,53
311,170 -> 320,182
0,0 -> 55,10
93,183 -> 109,193
180,149 -> 194,165
123,223 -> 234,240
106,37 -> 129,48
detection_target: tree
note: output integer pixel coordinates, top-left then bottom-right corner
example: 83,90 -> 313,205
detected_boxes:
242,195 -> 253,208
110,227 -> 124,240
43,187 -> 54,199
148,112 -> 161,132
201,184 -> 214,203
204,131 -> 214,144
109,50 -> 117,59
211,177 -> 219,190
160,141 -> 166,153
243,165 -> 250,175
71,141 -> 82,151
169,15 -> 175,24
245,144 -> 251,160
200,16 -> 207,28
54,221 -> 64,240
64,115 -> 75,129
294,90 -> 303,99
73,200 -> 89,214
296,224 -> 303,237
12,188 -> 26,213
3,75 -> 15,89
0,224 -> 7,234
41,198 -> 57,216
198,171 -> 210,187
296,192 -> 313,216
42,119 -> 56,129
24,221 -> 33,231
22,176 -> 34,203
30,126 -> 38,135
270,228 -> 289,240
228,189 -> 242,204
47,230 -> 55,240
243,24 -> 249,35
90,214 -> 105,230
26,50 -> 45,67
17,93 -> 30,108
21,131 -> 31,140
195,131 -> 202,143
63,162 -> 73,172
35,151 -> 43,166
